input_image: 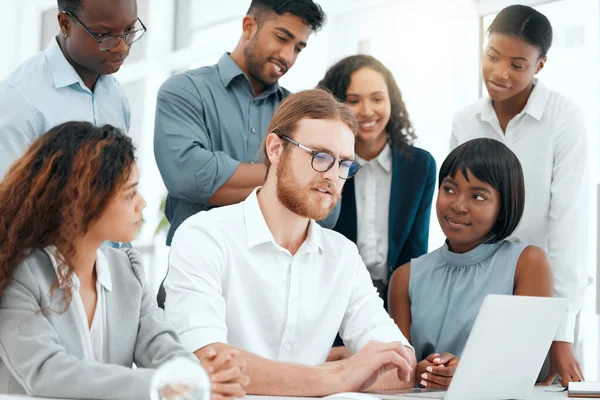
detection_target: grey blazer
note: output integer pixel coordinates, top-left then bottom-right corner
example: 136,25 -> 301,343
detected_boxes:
0,247 -> 196,400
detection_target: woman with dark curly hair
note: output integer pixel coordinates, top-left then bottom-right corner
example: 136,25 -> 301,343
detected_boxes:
0,122 -> 248,399
318,55 -> 436,305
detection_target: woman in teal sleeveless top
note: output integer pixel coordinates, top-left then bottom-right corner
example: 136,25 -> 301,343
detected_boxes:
388,138 -> 553,389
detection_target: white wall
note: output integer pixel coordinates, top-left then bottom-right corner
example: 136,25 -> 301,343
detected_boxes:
1,2 -> 20,79
279,0 -> 481,248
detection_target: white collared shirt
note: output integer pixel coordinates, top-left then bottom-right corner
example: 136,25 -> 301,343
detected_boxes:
451,79 -> 589,343
44,247 -> 112,362
354,144 -> 393,282
0,37 -> 130,179
165,189 -> 409,364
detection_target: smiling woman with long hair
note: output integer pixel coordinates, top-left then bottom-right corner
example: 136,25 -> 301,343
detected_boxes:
318,56 -> 436,359
318,55 -> 436,301
0,122 -> 248,400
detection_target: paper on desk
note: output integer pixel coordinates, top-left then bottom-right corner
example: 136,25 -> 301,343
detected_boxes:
568,381 -> 600,398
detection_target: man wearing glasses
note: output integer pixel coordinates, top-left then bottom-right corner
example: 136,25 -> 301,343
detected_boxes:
164,90 -> 416,396
0,0 -> 146,179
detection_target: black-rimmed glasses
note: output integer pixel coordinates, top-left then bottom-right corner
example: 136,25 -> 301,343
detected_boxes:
62,11 -> 147,51
279,135 -> 362,179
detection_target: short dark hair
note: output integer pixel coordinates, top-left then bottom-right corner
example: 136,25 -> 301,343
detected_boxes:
439,138 -> 525,243
488,4 -> 553,58
57,0 -> 83,14
247,0 -> 326,32
317,54 -> 416,149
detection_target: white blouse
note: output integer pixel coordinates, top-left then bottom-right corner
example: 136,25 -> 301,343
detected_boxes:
45,246 -> 111,362
354,144 -> 393,282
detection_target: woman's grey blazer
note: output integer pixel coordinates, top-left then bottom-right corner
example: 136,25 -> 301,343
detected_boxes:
0,246 -> 196,400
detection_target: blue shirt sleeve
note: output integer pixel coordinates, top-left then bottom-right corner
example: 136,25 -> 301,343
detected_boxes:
153,74 -> 239,204
0,84 -> 42,180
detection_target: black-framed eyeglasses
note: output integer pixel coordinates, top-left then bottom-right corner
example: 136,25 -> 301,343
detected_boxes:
62,11 -> 147,51
279,135 -> 362,179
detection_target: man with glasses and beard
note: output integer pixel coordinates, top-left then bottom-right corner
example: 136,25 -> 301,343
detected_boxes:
0,0 -> 146,179
163,90 -> 417,396
153,0 -> 339,250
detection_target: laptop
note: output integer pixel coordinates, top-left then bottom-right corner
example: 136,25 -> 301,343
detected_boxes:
370,294 -> 567,400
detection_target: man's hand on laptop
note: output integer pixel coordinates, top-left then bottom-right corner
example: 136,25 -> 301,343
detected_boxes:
540,341 -> 584,387
331,340 -> 413,391
416,352 -> 459,389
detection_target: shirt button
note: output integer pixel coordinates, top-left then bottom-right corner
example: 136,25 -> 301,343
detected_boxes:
282,341 -> 291,351
251,128 -> 257,134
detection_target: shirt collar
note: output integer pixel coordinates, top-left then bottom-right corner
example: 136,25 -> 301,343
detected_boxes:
476,97 -> 496,123
94,249 -> 112,291
302,218 -> 324,255
43,245 -> 113,292
520,79 -> 549,121
355,143 -> 393,174
243,188 -> 324,254
477,78 -> 549,123
217,53 -> 284,99
217,53 -> 246,88
43,37 -> 100,92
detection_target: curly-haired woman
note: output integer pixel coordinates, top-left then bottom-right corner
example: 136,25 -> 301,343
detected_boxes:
0,121 -> 248,399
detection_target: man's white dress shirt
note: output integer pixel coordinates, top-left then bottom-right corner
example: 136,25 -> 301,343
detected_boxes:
165,188 -> 410,364
451,79 -> 589,343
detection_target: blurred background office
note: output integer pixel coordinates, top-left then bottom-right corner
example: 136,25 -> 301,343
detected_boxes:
2,0 -> 599,380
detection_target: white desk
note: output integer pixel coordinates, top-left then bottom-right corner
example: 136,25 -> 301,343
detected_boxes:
356,387 -> 573,399
0,388 -> 594,400
251,388 -> 590,400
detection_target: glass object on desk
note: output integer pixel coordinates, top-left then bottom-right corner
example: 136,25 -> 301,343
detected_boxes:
150,357 -> 211,400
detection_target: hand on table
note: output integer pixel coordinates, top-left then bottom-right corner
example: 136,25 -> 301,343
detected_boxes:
540,341 -> 584,387
334,341 -> 413,392
200,346 -> 250,400
416,352 -> 458,390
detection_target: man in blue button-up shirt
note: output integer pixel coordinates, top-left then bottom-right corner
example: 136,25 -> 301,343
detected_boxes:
154,0 -> 340,246
0,0 -> 146,179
